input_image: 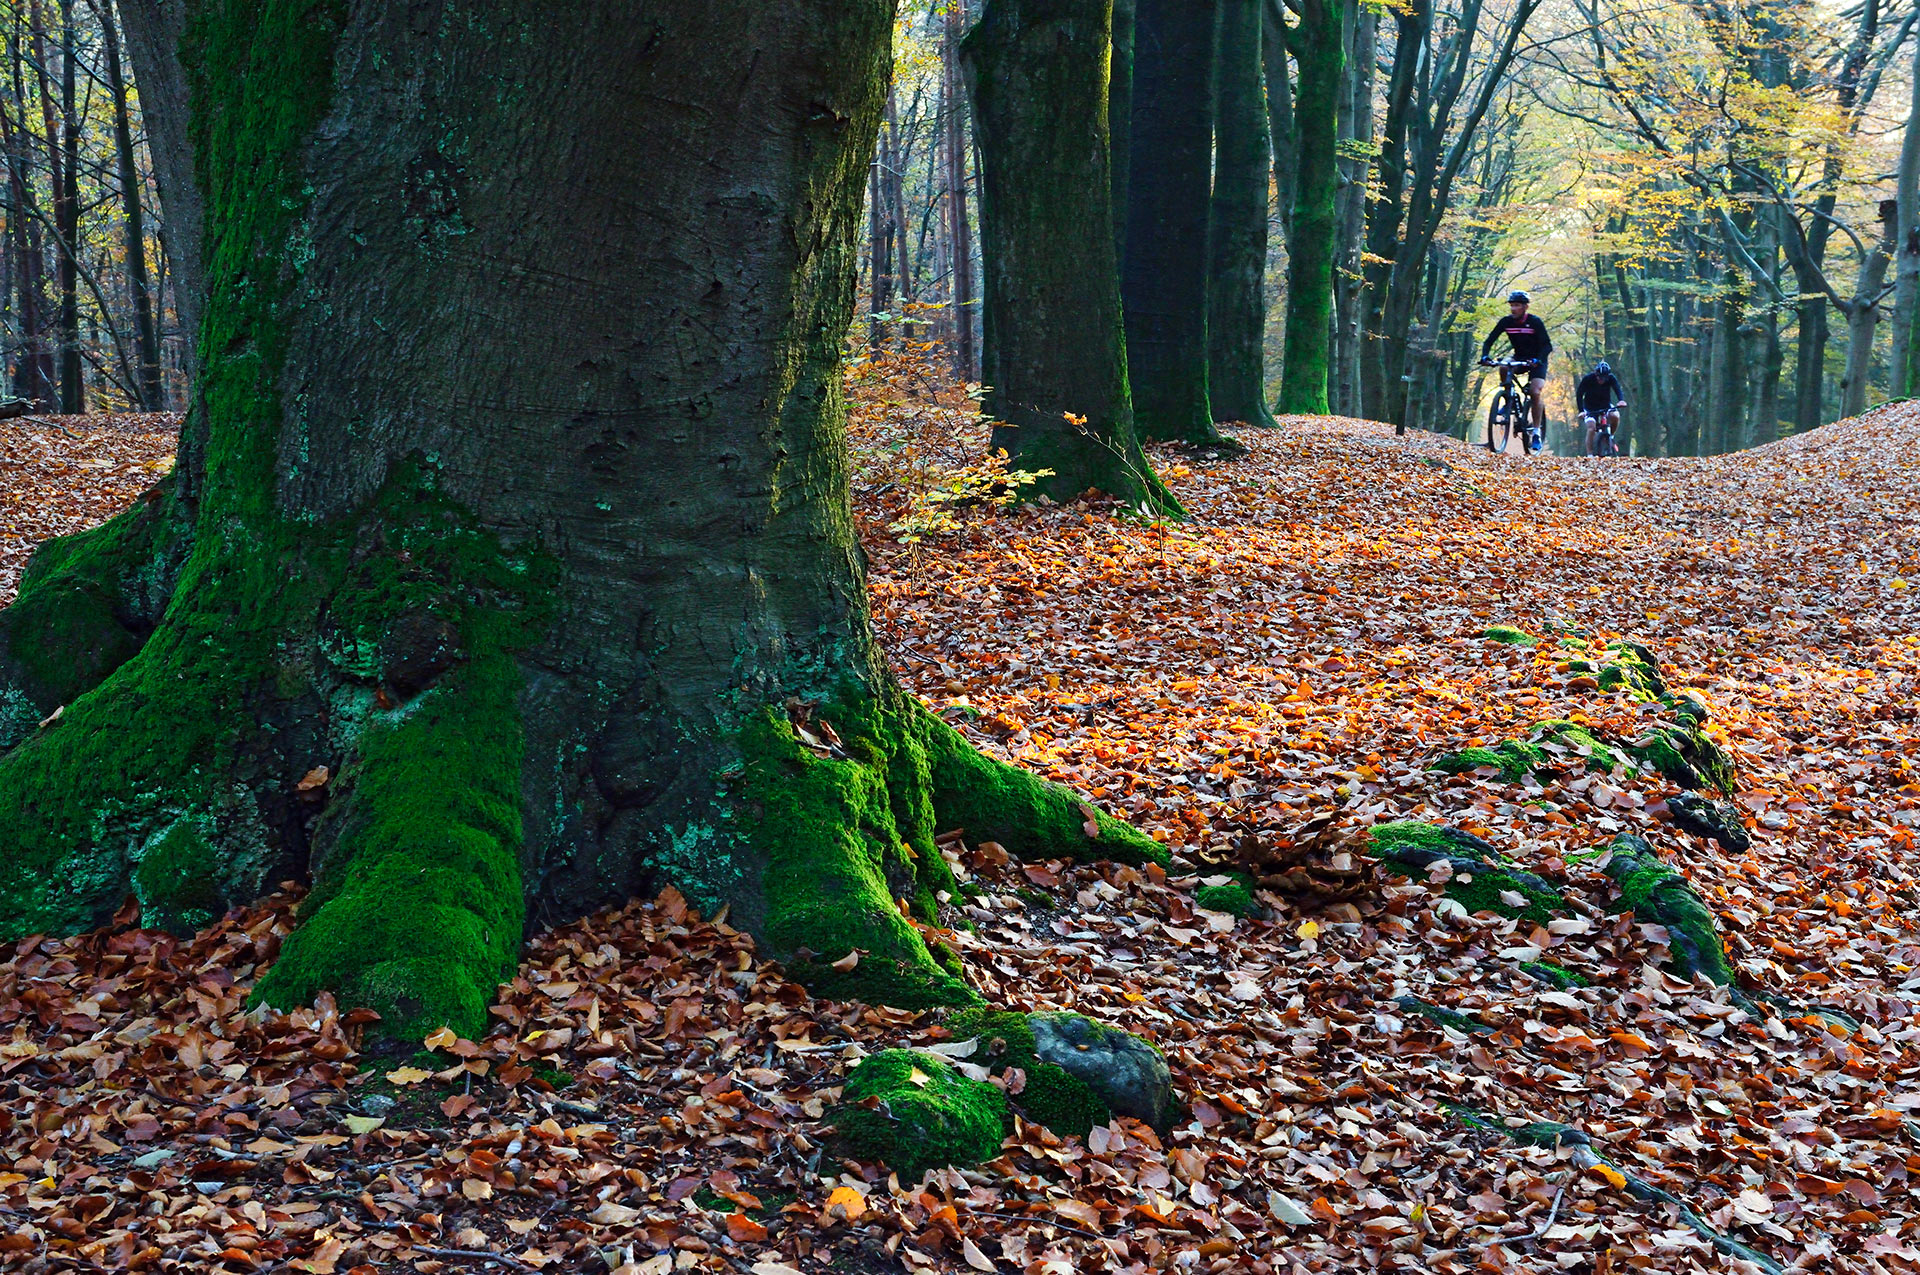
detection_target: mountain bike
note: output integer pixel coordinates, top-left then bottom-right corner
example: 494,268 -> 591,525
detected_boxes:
1583,405 -> 1622,457
1480,358 -> 1541,454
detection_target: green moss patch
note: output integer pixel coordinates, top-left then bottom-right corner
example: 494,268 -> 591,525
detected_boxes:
1365,822 -> 1570,924
1396,996 -> 1494,1035
1519,961 -> 1591,990
1432,740 -> 1545,783
1194,871 -> 1257,917
1600,834 -> 1735,986
831,1049 -> 1008,1180
1434,720 -> 1630,785
1482,625 -> 1538,645
1629,719 -> 1736,795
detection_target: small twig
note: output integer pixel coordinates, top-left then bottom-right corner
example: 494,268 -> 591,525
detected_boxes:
411,1247 -> 534,1271
969,1210 -> 1106,1241
1531,1175 -> 1569,1238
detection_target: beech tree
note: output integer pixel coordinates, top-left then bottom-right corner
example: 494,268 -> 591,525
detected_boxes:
965,0 -> 1176,511
1122,0 -> 1233,446
1207,0 -> 1276,428
1276,0 -> 1344,416
0,0 -> 1162,1045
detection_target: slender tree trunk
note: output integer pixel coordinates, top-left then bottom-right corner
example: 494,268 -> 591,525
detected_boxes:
29,0 -> 79,413
0,0 -> 1164,1047
1330,3 -> 1373,418
1839,200 -> 1898,420
1895,29 -> 1920,395
965,0 -> 1177,511
944,0 -> 978,379
1358,0 -> 1424,421
1260,0 -> 1294,244
1110,0 -> 1135,271
100,2 -> 164,409
1208,0 -> 1276,427
1278,0 -> 1344,415
115,0 -> 202,356
1124,0 -> 1231,445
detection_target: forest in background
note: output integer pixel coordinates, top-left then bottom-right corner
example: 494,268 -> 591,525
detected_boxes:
866,0 -> 1920,456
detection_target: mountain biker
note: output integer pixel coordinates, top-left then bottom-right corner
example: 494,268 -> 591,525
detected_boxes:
1479,291 -> 1552,444
1576,360 -> 1626,456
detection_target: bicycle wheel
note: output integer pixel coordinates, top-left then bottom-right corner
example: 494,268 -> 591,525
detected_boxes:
1486,396 -> 1512,453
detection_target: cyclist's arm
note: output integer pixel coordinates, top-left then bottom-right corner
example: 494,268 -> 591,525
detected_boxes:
1537,318 -> 1553,356
1480,325 -> 1501,359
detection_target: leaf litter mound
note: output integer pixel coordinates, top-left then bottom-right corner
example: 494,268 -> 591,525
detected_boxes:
2,393 -> 1920,1273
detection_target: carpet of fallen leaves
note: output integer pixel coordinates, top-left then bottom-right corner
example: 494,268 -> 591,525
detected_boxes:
3,384 -> 1920,1275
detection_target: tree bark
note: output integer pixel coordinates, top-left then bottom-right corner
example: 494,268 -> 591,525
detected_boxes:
100,2 -> 166,409
1839,200 -> 1898,420
1894,28 -> 1920,396
0,25 -> 54,408
943,0 -> 978,380
1207,0 -> 1276,427
1260,0 -> 1294,243
966,0 -> 1178,512
115,0 -> 203,357
1278,0 -> 1344,415
1357,0 -> 1423,422
1329,2 -> 1373,418
0,0 -> 1163,1047
1109,0 -> 1134,272
1124,0 -> 1233,445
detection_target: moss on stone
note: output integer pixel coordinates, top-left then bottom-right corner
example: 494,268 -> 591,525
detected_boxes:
1483,625 -> 1537,645
1365,822 -> 1570,924
1532,719 -> 1630,774
132,820 -> 224,936
1629,720 -> 1736,795
1432,740 -> 1545,783
1594,641 -> 1666,702
831,1049 -> 1009,1179
1600,833 -> 1736,985
946,1008 -> 1111,1138
1195,871 -> 1256,917
1396,996 -> 1493,1035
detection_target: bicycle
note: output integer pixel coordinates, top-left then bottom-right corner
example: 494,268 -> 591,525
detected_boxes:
1582,405 -> 1622,457
1480,358 -> 1541,454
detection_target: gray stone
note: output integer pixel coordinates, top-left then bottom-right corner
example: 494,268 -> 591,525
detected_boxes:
1028,1012 -> 1176,1132
1666,793 -> 1752,852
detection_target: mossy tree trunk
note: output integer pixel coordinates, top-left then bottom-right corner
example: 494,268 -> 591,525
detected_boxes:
0,0 -> 1164,1048
1207,0 -> 1277,429
1109,0 -> 1135,272
1122,0 -> 1233,447
1277,0 -> 1343,415
964,0 -> 1179,513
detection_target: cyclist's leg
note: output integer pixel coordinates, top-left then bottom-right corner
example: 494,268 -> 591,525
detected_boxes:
1583,413 -> 1597,456
1527,373 -> 1547,438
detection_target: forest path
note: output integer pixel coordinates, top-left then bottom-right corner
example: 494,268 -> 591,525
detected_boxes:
0,404 -> 1915,1271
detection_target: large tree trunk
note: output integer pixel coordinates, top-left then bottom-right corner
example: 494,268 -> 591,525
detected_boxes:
1358,0 -> 1423,422
0,0 -> 1161,1047
1839,200 -> 1898,420
1329,2 -> 1374,418
1894,27 -> 1920,396
965,0 -> 1178,512
1207,0 -> 1276,428
1109,0 -> 1134,271
943,1 -> 978,380
1260,0 -> 1294,243
115,0 -> 203,357
1278,0 -> 1344,415
1123,0 -> 1233,446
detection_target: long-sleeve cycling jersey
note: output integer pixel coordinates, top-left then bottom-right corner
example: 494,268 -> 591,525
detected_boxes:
1481,313 -> 1553,366
1576,370 -> 1625,413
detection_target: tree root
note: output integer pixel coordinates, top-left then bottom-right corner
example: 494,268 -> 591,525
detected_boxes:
1445,1104 -> 1784,1275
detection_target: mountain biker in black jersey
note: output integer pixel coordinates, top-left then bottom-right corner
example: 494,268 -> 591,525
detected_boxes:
1479,291 -> 1552,441
1576,360 -> 1627,456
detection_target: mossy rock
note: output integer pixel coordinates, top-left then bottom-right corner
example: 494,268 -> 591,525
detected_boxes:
1595,641 -> 1667,702
1432,740 -> 1545,784
1600,834 -> 1735,985
1396,996 -> 1493,1035
1532,719 -> 1631,775
1665,793 -> 1752,852
1365,822 -> 1570,924
946,1009 -> 1110,1138
947,1008 -> 1177,1136
1483,625 -> 1538,646
831,1049 -> 1008,1180
1629,719 -> 1735,795
1194,871 -> 1257,918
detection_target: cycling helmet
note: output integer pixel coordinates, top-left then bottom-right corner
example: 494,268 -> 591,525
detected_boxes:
1595,360 -> 1611,374
1508,290 -> 1531,304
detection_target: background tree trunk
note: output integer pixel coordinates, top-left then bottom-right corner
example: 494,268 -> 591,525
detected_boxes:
1109,0 -> 1134,271
115,0 -> 202,357
965,0 -> 1177,511
1207,0 -> 1276,427
1329,3 -> 1373,418
1124,0 -> 1231,445
943,0 -> 978,380
0,0 -> 1162,1046
99,1 -> 165,409
1278,0 -> 1344,415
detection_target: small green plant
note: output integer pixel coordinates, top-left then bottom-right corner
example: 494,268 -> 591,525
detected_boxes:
889,448 -> 1055,542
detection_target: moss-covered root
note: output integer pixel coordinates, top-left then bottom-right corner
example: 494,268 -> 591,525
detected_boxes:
831,1049 -> 1009,1180
1566,639 -> 1668,702
1433,720 -> 1629,785
1482,625 -> 1537,646
1599,833 -> 1736,986
0,484 -> 187,749
251,657 -> 526,1045
1194,870 -> 1258,918
1365,822 -> 1571,924
742,692 -> 1165,1011
1443,1105 -> 1784,1275
1630,716 -> 1737,795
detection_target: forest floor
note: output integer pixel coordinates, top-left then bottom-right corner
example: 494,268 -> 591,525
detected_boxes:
1,385 -> 1919,1274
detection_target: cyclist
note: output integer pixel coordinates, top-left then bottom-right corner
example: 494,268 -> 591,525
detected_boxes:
1576,360 -> 1627,456
1478,291 -> 1552,446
